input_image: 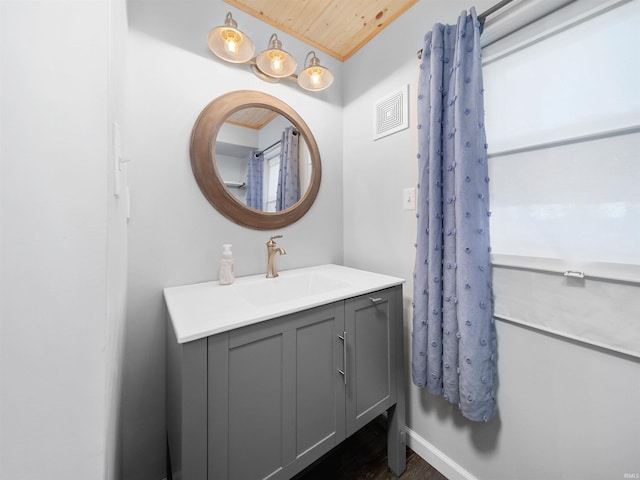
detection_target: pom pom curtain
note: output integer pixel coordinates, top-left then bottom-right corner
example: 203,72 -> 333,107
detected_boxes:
276,127 -> 301,211
246,151 -> 264,210
412,8 -> 497,422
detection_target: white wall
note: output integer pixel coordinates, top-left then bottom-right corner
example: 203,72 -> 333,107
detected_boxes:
0,0 -> 128,479
344,1 -> 640,479
123,2 -> 343,478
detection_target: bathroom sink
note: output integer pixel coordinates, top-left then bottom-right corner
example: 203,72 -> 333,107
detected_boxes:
164,264 -> 404,343
235,270 -> 350,306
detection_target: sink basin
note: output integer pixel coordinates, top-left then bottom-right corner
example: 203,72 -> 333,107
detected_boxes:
235,270 -> 350,306
164,264 -> 404,343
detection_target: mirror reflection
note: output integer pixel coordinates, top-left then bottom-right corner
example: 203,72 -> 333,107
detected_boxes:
215,107 -> 312,212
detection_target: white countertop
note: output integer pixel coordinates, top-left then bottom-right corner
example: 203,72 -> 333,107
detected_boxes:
164,264 -> 405,344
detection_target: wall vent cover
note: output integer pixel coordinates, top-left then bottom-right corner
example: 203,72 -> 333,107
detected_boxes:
374,84 -> 409,140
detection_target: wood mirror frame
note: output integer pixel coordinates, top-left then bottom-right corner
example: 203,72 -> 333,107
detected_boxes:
190,90 -> 322,230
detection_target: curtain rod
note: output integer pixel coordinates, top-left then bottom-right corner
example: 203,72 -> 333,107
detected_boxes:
253,130 -> 299,157
478,0 -> 516,25
254,139 -> 281,157
416,0 -> 516,59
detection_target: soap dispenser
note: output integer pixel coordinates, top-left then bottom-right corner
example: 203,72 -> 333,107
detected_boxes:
219,244 -> 235,285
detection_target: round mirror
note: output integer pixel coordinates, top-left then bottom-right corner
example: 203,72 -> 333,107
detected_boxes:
191,91 -> 321,230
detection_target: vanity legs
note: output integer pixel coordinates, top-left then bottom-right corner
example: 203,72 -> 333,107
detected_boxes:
387,283 -> 406,477
387,403 -> 407,476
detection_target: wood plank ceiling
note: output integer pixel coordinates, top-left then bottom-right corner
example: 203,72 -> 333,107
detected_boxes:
226,107 -> 279,130
224,0 -> 418,61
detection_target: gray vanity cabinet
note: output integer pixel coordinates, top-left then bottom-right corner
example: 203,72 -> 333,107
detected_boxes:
208,301 -> 346,480
166,285 -> 405,480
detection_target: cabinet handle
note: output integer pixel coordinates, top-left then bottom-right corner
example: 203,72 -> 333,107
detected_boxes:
338,332 -> 347,385
369,297 -> 383,303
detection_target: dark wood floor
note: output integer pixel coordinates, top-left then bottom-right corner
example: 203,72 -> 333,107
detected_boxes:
293,417 -> 448,480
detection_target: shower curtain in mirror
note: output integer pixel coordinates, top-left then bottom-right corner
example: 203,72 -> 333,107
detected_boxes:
276,127 -> 300,211
412,7 -> 496,422
246,151 -> 264,210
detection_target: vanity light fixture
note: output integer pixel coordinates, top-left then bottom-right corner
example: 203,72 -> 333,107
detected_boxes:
207,12 -> 255,63
207,12 -> 334,92
297,51 -> 334,91
255,34 -> 297,78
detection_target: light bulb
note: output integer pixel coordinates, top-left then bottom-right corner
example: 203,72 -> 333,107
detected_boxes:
225,39 -> 238,55
309,68 -> 323,86
271,54 -> 284,73
222,30 -> 241,56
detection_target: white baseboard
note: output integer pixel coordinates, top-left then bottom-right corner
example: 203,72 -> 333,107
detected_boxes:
405,427 -> 477,480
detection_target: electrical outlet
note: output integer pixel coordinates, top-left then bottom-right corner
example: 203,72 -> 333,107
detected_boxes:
403,187 -> 416,210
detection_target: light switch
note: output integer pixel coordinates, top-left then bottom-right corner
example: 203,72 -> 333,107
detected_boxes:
113,121 -> 131,199
403,187 -> 416,210
113,122 -> 122,197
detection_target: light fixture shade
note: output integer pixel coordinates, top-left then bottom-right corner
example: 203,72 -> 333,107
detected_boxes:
255,34 -> 297,78
297,52 -> 334,91
208,12 -> 255,63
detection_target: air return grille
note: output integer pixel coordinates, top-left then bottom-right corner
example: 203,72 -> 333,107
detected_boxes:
374,84 -> 409,140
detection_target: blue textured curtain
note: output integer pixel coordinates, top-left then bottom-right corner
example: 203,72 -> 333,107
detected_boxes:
245,151 -> 264,210
276,127 -> 300,211
412,8 -> 496,422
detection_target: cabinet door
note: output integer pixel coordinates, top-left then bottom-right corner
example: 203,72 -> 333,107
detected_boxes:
345,288 -> 398,435
208,302 -> 345,480
292,305 -> 346,471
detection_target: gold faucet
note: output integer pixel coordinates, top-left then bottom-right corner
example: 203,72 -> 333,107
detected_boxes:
266,235 -> 286,278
